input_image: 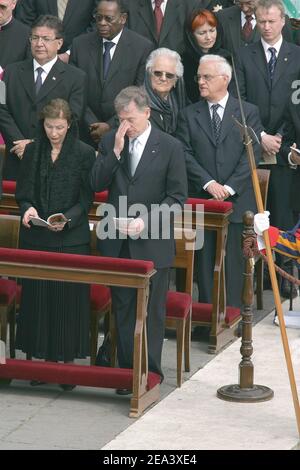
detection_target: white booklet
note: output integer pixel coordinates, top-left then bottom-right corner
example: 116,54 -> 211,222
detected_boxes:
113,217 -> 134,231
30,213 -> 71,228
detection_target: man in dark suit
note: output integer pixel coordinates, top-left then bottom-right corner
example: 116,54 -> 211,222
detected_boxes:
176,54 -> 261,308
126,0 -> 204,55
235,0 -> 300,295
216,0 -> 293,58
15,0 -> 98,56
0,0 -> 31,69
0,14 -> 86,180
70,0 -> 153,147
91,86 -> 187,384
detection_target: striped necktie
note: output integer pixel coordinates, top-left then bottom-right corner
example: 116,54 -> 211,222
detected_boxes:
268,47 -> 277,81
57,0 -> 69,20
211,104 -> 222,144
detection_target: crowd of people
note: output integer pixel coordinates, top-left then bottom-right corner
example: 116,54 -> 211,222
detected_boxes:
1,0 -> 300,388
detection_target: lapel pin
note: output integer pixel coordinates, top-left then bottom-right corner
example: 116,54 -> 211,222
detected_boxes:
152,150 -> 156,153
284,58 -> 288,61
52,76 -> 56,80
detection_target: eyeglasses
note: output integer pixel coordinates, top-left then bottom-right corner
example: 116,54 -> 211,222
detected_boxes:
30,35 -> 60,44
151,70 -> 177,80
194,74 -> 224,82
94,14 -> 121,23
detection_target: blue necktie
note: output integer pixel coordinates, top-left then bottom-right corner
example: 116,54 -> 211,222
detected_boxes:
211,104 -> 221,143
268,47 -> 277,81
103,41 -> 114,80
35,67 -> 44,95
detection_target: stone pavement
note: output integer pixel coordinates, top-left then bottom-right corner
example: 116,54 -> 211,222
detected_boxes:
0,292 -> 299,450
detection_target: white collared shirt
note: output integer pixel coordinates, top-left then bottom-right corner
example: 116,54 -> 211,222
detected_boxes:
204,93 -> 235,195
103,28 -> 123,60
261,36 -> 283,62
152,0 -> 167,15
241,11 -> 256,29
129,122 -> 152,166
33,56 -> 58,83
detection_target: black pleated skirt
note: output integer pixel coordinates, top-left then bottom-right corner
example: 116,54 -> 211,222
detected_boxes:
16,243 -> 90,362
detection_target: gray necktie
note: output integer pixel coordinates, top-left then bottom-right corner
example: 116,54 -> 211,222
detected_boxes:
35,67 -> 44,95
211,104 -> 222,143
57,0 -> 69,20
103,41 -> 115,79
130,138 -> 140,176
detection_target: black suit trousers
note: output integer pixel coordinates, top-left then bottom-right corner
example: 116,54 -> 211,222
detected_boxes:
111,241 -> 169,379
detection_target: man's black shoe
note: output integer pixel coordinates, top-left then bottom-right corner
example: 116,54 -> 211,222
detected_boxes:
59,384 -> 76,391
115,388 -> 132,396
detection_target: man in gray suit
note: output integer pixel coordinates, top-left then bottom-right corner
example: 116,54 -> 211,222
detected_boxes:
176,55 -> 261,308
216,0 -> 293,57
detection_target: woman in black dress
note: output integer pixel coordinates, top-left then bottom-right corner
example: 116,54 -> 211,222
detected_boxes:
182,9 -> 231,103
15,99 -> 95,383
144,47 -> 189,135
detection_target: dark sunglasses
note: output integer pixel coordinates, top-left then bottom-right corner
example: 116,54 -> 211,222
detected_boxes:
151,70 -> 177,80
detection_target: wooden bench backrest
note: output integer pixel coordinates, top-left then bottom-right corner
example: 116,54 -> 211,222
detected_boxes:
0,214 -> 20,249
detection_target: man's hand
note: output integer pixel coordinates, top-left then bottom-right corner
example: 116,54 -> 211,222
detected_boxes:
206,181 -> 229,200
113,120 -> 131,158
290,143 -> 300,165
118,217 -> 145,236
23,206 -> 38,228
254,211 -> 270,236
261,133 -> 281,154
89,122 -> 110,143
11,139 -> 32,159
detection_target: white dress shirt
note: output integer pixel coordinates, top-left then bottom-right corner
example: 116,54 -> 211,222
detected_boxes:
152,0 -> 167,15
33,56 -> 58,84
261,36 -> 283,62
103,28 -> 123,61
241,11 -> 256,29
203,93 -> 235,196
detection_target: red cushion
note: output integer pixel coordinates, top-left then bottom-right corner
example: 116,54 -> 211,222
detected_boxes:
2,180 -> 16,194
0,359 -> 161,390
0,278 -> 17,305
0,248 -> 154,275
90,284 -> 111,311
192,302 -> 240,324
94,191 -> 109,203
186,198 -> 232,213
166,291 -> 191,319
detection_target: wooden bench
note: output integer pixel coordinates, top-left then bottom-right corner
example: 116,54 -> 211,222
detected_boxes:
0,247 -> 159,418
0,183 -> 238,353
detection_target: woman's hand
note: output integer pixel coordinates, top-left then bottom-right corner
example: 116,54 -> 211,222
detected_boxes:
47,222 -> 67,232
23,207 -> 38,228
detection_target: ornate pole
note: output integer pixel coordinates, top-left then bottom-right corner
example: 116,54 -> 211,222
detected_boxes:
217,211 -> 274,402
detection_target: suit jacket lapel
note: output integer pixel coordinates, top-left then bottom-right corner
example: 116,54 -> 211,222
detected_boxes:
36,59 -> 64,102
251,42 -> 270,88
19,60 -> 36,104
48,0 -> 58,15
218,96 -> 237,145
88,32 -> 103,86
62,0 -> 76,26
272,40 -> 291,88
131,127 -> 159,181
138,0 -> 156,42
159,0 -> 179,45
195,101 -> 215,146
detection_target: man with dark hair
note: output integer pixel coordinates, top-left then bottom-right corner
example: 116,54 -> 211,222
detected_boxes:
15,0 -> 99,56
0,0 -> 31,69
70,0 -> 153,146
91,86 -> 187,387
126,0 -> 204,55
0,14 -> 87,180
